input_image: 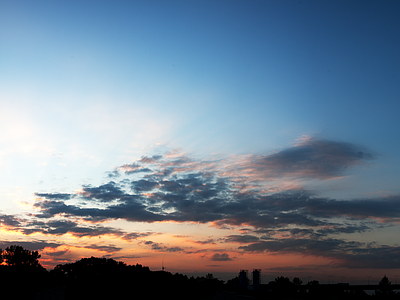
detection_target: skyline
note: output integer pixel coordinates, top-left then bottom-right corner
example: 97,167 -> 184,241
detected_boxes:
1,0 -> 400,284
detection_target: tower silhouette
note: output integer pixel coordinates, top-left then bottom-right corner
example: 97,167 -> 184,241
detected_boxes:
252,269 -> 261,291
239,270 -> 248,290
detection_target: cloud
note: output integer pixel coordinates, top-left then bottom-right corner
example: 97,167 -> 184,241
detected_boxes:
44,250 -> 70,257
32,179 -> 400,232
84,244 -> 122,253
139,155 -> 163,164
238,238 -> 349,254
304,196 -> 400,221
25,137 -> 400,269
32,197 -> 164,223
265,265 -> 325,272
119,163 -> 153,174
142,240 -> 184,253
78,181 -> 126,202
229,137 -> 376,181
223,235 -> 260,244
206,265 -> 222,267
131,179 -> 159,192
121,232 -> 156,241
106,170 -> 120,178
191,239 -> 217,245
239,237 -> 400,269
0,213 -> 22,227
211,253 -> 232,261
34,193 -> 72,200
19,219 -> 125,238
0,240 -> 61,251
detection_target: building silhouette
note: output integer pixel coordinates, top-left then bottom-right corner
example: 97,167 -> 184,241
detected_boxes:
252,269 -> 261,291
239,270 -> 248,291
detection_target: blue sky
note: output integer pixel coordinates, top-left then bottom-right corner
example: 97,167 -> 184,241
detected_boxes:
1,0 -> 400,283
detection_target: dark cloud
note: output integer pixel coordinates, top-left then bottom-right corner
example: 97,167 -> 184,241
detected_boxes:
304,196 -> 400,220
0,213 -> 22,227
192,239 -> 217,245
206,265 -> 222,267
27,139 -> 400,269
339,245 -> 400,269
316,224 -> 372,235
265,265 -> 324,271
223,235 -> 260,244
119,163 -> 153,174
211,253 -> 232,261
34,193 -> 72,200
109,254 -> 145,260
128,168 -> 152,174
33,197 -> 164,223
44,250 -> 69,257
18,218 -> 125,238
236,137 -> 376,180
165,246 -> 184,252
238,238 -> 350,254
79,181 -> 126,202
139,155 -> 162,164
121,232 -> 155,241
142,240 -> 183,253
1,209 -> 160,241
0,240 -> 61,251
32,180 -> 400,233
106,170 -> 121,178
239,237 -> 400,269
131,179 -> 159,192
84,244 -> 122,253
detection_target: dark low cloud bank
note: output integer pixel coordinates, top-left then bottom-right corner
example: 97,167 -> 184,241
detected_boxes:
25,138 -> 400,268
239,237 -> 400,269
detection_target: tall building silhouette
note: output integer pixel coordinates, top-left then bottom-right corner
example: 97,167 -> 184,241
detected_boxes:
239,270 -> 248,290
252,269 -> 261,291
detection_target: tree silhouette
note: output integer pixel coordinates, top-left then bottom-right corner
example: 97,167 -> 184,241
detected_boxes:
379,275 -> 391,286
0,245 -> 48,298
376,275 -> 395,298
293,277 -> 303,286
268,276 -> 298,298
1,245 -> 42,267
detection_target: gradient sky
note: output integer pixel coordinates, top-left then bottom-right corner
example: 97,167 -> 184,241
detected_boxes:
1,0 -> 400,284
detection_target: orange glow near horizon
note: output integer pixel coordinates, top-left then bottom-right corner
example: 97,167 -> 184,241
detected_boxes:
2,225 -> 396,285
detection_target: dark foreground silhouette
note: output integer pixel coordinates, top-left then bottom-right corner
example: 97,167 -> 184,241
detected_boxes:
1,245 -> 400,299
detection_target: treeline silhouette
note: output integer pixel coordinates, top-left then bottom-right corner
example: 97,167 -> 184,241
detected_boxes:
1,245 -> 399,299
0,245 -> 223,299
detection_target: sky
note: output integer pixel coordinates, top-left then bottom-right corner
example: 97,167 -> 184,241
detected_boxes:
1,0 -> 400,284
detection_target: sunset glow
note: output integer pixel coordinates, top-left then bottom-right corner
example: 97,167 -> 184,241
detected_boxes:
1,0 -> 400,285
